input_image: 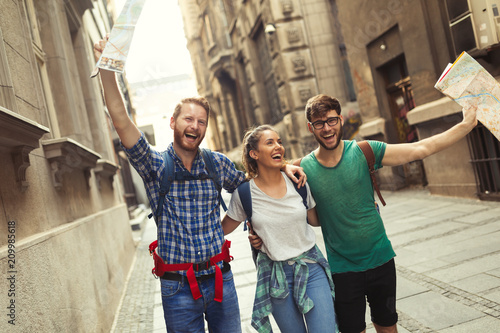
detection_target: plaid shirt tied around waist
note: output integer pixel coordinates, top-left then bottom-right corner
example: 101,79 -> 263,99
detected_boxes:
122,134 -> 245,276
251,245 -> 337,333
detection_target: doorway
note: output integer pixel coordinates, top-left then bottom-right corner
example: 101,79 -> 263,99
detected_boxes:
380,56 -> 427,186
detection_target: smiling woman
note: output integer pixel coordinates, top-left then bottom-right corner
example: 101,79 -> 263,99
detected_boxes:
221,125 -> 339,333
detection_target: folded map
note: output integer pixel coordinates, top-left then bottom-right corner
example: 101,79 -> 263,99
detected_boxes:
91,0 -> 146,77
435,51 -> 500,141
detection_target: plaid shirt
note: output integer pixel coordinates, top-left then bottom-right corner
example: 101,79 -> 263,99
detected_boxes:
251,245 -> 336,333
122,133 -> 245,276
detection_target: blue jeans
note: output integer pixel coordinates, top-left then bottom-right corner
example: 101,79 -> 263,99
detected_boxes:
160,269 -> 241,333
271,262 -> 337,333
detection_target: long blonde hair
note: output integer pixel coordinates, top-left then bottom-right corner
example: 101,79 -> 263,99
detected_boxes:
241,125 -> 277,179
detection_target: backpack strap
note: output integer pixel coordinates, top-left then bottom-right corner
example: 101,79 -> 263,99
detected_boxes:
149,149 -> 227,225
293,158 -> 309,212
236,180 -> 258,266
200,148 -> 227,212
237,181 -> 252,231
358,141 -> 386,206
148,151 -> 175,225
292,181 -> 308,210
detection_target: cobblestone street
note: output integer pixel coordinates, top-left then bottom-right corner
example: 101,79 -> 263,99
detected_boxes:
112,188 -> 500,332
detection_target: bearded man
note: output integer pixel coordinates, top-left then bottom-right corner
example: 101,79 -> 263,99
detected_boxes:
296,94 -> 477,333
93,37 -> 305,333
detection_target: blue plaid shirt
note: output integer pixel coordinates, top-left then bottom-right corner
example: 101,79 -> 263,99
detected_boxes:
122,133 -> 245,276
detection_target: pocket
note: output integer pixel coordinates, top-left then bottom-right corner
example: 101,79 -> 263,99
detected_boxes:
160,279 -> 182,297
222,270 -> 234,283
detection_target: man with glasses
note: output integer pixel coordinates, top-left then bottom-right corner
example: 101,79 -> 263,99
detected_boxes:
295,94 -> 477,333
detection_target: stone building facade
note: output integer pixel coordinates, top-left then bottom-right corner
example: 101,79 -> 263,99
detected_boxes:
179,0 -> 360,163
335,0 -> 500,199
180,0 -> 500,201
0,0 -> 136,331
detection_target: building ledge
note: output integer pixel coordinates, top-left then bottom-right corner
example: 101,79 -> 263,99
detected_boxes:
0,106 -> 50,189
208,49 -> 234,79
42,138 -> 101,189
95,159 -> 120,190
0,106 -> 50,149
359,117 -> 386,138
407,97 -> 461,125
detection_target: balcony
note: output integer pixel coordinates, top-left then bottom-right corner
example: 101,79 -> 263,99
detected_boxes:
42,138 -> 101,189
0,106 -> 50,189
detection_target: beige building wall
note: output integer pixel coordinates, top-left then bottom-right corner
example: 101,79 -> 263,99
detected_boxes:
0,0 -> 135,331
335,0 -> 500,199
180,0 -> 500,200
180,0 -> 360,162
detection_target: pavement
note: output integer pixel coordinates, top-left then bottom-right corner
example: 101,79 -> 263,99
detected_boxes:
111,188 -> 500,332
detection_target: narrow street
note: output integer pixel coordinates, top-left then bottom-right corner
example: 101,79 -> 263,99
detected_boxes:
113,188 -> 500,332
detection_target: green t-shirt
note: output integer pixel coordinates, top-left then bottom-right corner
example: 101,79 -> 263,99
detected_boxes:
301,140 -> 395,274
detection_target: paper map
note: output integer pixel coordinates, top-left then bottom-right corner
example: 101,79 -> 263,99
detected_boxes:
91,0 -> 146,77
435,51 -> 500,141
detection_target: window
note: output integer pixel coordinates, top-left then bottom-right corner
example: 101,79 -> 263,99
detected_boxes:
222,0 -> 235,26
0,29 -> 17,111
24,0 -> 60,136
444,0 -> 500,54
445,0 -> 476,54
220,0 -> 232,48
254,26 -> 281,124
445,0 -> 469,21
468,123 -> 500,201
204,14 -> 215,47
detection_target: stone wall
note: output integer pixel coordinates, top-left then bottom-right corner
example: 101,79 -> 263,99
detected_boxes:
0,0 -> 136,331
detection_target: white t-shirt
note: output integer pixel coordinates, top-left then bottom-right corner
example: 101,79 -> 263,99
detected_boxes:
227,172 -> 317,261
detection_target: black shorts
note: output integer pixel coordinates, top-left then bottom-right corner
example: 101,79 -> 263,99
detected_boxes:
332,259 -> 398,333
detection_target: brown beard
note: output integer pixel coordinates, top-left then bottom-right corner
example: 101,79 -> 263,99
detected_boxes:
315,123 -> 344,151
173,126 -> 203,152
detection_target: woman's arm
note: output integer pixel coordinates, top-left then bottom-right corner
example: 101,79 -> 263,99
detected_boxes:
307,207 -> 321,226
222,214 -> 263,250
221,214 -> 242,235
247,222 -> 263,250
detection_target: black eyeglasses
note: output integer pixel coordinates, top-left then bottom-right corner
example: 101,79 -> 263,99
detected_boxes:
309,116 -> 340,130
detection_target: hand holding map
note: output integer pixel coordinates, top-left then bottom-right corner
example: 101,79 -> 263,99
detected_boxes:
435,51 -> 500,141
91,0 -> 146,77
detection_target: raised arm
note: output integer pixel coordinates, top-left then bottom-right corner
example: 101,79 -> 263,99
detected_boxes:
93,38 -> 141,149
382,106 -> 477,166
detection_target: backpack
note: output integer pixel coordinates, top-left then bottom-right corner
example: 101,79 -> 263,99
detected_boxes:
236,179 -> 309,265
357,141 -> 386,207
148,148 -> 227,225
146,148 -> 232,290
